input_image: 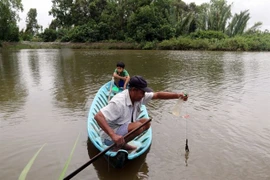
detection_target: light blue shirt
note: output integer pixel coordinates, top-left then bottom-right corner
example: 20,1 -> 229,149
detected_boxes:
100,89 -> 153,140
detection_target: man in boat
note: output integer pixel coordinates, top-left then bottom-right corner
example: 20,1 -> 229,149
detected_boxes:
113,62 -> 130,90
94,75 -> 188,150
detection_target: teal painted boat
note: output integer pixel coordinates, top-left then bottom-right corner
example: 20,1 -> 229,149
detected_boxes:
87,80 -> 152,168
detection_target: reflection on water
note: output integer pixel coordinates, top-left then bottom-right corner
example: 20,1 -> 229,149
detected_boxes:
0,49 -> 270,180
87,138 -> 149,180
0,50 -> 27,125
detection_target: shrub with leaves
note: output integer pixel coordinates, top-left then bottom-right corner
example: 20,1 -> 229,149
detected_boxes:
190,30 -> 228,40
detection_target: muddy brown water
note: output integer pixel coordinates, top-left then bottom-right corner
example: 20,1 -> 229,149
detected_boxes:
1,49 -> 270,180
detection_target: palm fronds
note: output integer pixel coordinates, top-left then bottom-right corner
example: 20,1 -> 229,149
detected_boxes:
246,22 -> 263,33
227,10 -> 250,36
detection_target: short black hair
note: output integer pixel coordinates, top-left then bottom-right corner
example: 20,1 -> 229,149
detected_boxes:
116,62 -> 125,68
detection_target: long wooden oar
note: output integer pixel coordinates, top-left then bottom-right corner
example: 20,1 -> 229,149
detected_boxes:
63,118 -> 152,180
107,77 -> 114,102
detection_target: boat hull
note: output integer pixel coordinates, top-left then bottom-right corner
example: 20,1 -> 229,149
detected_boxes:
87,81 -> 152,168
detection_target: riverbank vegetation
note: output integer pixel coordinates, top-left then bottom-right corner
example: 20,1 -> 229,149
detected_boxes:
1,0 -> 270,51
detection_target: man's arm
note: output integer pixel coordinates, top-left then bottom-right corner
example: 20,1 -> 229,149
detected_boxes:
94,111 -> 124,146
152,92 -> 187,101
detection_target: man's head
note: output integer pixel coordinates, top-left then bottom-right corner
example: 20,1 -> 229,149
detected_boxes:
116,62 -> 125,73
128,76 -> 153,102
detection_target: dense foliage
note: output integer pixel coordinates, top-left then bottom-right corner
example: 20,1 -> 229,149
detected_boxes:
1,0 -> 270,51
0,0 -> 22,42
158,31 -> 270,51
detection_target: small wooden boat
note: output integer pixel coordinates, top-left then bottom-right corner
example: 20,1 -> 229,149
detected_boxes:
87,80 -> 152,168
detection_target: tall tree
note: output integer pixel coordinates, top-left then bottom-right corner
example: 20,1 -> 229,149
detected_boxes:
49,0 -> 107,28
72,0 -> 107,25
195,3 -> 209,31
25,8 -> 41,36
208,0 -> 232,32
0,0 -> 23,41
127,5 -> 162,41
169,0 -> 195,36
196,0 -> 232,32
49,0 -> 75,28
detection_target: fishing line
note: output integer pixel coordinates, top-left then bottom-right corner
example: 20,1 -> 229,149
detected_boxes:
172,93 -> 190,166
183,95 -> 190,167
182,94 -> 189,153
184,112 -> 189,166
185,116 -> 189,152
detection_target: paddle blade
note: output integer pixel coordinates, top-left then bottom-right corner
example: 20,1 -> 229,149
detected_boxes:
171,98 -> 183,116
18,144 -> 46,180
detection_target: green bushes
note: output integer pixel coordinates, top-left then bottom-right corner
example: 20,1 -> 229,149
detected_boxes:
36,28 -> 270,51
41,22 -> 112,42
244,33 -> 270,51
64,24 -> 99,42
215,33 -> 270,51
158,31 -> 270,51
158,37 -> 209,50
141,41 -> 158,50
189,30 -> 228,40
42,29 -> 57,42
217,36 -> 248,51
1,23 -> 20,42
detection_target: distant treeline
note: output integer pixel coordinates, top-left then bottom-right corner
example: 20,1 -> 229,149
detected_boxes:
1,0 -> 270,51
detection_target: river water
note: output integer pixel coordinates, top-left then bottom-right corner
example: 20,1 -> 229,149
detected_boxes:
0,49 -> 270,180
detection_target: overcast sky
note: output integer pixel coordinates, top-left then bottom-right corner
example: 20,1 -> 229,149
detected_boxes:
19,0 -> 270,31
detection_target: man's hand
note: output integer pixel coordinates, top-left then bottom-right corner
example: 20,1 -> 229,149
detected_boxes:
179,93 -> 188,101
111,134 -> 125,147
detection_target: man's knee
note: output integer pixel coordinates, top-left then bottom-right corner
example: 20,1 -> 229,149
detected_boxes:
139,119 -> 150,131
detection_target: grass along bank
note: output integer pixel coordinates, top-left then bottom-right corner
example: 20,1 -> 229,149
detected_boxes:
0,41 -> 141,50
1,32 -> 270,51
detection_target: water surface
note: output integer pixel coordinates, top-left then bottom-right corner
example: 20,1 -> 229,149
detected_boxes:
0,49 -> 270,180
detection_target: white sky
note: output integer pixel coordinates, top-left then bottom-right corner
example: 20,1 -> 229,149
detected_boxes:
19,0 -> 270,31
